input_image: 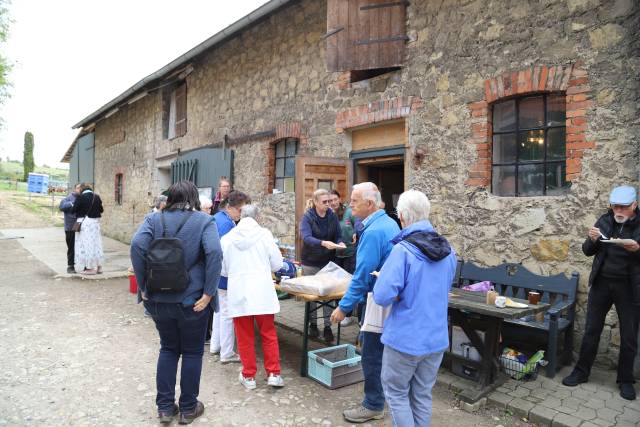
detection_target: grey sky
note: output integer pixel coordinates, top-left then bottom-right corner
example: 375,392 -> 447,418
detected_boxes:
0,0 -> 269,169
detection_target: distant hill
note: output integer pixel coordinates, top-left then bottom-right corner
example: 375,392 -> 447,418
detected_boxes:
0,160 -> 69,182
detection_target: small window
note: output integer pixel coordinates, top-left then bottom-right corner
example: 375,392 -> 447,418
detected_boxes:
492,93 -> 569,197
115,173 -> 123,205
164,82 -> 187,139
274,138 -> 298,193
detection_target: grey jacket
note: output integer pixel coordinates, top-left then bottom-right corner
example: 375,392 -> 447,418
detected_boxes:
59,193 -> 78,231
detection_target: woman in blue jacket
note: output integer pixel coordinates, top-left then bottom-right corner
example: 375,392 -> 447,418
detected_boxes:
373,190 -> 457,427
299,188 -> 345,342
131,180 -> 222,425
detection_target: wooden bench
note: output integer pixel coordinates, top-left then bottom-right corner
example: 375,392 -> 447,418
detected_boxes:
455,261 -> 579,378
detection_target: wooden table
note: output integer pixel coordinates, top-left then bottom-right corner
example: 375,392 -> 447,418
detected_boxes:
445,288 -> 549,402
274,285 -> 345,376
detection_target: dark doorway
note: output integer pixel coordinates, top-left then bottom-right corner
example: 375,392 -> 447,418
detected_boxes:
355,156 -> 404,227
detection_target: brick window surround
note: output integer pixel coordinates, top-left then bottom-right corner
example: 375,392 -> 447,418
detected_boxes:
336,96 -> 423,133
467,64 -> 593,188
265,122 -> 309,194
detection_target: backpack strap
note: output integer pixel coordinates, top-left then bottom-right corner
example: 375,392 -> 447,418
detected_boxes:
160,210 -> 193,238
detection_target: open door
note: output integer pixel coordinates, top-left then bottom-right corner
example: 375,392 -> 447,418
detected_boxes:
295,156 -> 350,261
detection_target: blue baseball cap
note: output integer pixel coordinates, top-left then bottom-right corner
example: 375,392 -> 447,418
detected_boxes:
609,185 -> 637,205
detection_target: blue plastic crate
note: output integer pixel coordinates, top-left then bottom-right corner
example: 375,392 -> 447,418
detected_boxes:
307,344 -> 363,389
27,173 -> 49,194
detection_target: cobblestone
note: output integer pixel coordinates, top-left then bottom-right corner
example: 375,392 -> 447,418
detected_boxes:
573,406 -> 597,421
509,398 -> 535,418
528,405 -> 559,426
552,412 -> 582,427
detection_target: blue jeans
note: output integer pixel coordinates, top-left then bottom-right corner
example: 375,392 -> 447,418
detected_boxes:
144,301 -> 210,413
381,346 -> 444,427
361,331 -> 385,411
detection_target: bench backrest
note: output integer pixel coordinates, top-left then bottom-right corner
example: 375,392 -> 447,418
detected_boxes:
457,261 -> 579,318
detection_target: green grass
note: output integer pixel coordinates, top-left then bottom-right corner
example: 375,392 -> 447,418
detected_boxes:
0,160 -> 68,182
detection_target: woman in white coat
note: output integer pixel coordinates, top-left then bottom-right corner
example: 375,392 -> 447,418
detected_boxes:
221,204 -> 285,390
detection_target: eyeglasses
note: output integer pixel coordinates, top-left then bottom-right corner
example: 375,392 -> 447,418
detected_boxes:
320,200 -> 330,205
611,204 -> 633,210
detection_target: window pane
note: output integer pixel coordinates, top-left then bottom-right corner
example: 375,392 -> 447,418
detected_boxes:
546,162 -> 567,195
519,96 -> 544,129
493,100 -> 516,132
284,157 -> 295,177
518,164 -> 544,196
492,166 -> 516,197
519,129 -> 545,161
547,94 -> 566,126
275,141 -> 285,157
275,158 -> 284,177
492,133 -> 517,164
318,180 -> 332,191
547,127 -> 566,160
283,177 -> 295,193
285,139 -> 298,156
275,178 -> 284,192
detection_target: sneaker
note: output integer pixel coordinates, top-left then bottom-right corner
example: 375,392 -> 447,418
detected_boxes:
239,372 -> 256,390
308,324 -> 319,338
267,373 -> 284,388
323,326 -> 334,343
620,383 -> 636,400
80,269 -> 97,275
343,405 -> 384,423
178,401 -> 204,425
158,404 -> 178,424
210,348 -> 220,355
96,266 -> 103,274
340,317 -> 355,327
220,354 -> 241,364
66,266 -> 76,274
562,370 -> 588,387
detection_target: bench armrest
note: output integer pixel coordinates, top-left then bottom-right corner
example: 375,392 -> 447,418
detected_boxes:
547,300 -> 575,321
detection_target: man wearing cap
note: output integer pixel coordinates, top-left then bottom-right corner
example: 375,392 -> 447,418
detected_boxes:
562,185 -> 640,400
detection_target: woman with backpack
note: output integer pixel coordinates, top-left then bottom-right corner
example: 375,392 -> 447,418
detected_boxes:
130,180 -> 223,425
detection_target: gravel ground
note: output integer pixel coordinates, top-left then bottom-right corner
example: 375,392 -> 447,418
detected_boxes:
0,194 -> 531,426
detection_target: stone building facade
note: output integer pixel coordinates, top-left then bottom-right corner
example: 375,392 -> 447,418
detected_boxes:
69,0 -> 639,369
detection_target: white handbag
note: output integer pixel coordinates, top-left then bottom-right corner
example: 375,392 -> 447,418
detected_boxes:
360,292 -> 391,334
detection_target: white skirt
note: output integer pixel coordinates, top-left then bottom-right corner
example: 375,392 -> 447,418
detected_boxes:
74,217 -> 104,270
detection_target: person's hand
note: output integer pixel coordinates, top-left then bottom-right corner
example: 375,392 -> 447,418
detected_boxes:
140,292 -> 148,301
623,240 -> 640,252
588,227 -> 602,242
322,241 -> 344,250
330,307 -> 346,324
352,234 -> 357,244
194,293 -> 212,312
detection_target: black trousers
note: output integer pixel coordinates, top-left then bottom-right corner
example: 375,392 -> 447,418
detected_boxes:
65,231 -> 75,267
575,275 -> 639,383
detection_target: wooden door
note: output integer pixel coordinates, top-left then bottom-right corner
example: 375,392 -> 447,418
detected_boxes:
295,156 -> 350,261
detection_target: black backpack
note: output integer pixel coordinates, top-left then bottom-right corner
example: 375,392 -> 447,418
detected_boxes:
145,211 -> 193,293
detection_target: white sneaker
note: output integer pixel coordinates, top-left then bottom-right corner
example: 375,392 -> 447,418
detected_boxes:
220,354 -> 241,364
239,372 -> 256,390
267,373 -> 284,388
340,317 -> 355,327
210,348 -> 220,355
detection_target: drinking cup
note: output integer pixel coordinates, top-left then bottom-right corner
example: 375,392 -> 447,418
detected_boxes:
486,290 -> 498,305
495,296 -> 506,308
528,291 -> 541,305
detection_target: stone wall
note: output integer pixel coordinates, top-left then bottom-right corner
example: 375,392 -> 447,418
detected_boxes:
90,0 -> 639,367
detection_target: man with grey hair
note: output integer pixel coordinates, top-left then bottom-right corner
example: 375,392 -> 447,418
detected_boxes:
373,189 -> 457,426
330,182 -> 400,423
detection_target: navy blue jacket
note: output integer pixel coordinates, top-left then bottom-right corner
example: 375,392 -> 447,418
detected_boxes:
300,207 -> 343,267
59,192 -> 78,231
130,209 -> 223,307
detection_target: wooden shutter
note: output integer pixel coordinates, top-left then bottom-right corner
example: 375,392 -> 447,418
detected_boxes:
294,156 -> 350,259
326,0 -> 407,72
174,82 -> 187,137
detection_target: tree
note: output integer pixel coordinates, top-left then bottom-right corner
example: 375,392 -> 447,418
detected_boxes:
23,131 -> 34,181
0,0 -> 11,107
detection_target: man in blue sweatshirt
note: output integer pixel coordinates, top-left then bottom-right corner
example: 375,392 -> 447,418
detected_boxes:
374,190 -> 457,426
59,183 -> 81,273
331,182 -> 399,423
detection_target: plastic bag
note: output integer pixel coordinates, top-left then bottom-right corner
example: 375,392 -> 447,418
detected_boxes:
279,261 -> 352,296
462,280 -> 493,293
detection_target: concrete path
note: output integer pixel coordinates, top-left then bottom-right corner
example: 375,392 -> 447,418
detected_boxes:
0,227 -> 131,279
